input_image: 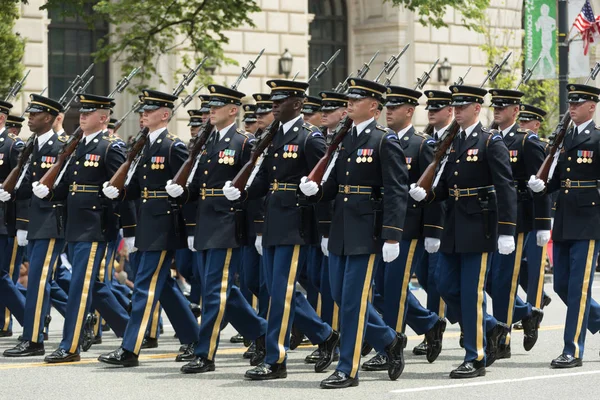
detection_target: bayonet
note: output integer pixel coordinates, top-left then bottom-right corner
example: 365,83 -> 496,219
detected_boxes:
108,66 -> 141,97
374,44 -> 410,82
172,56 -> 208,97
454,66 -> 472,86
480,51 -> 512,88
415,59 -> 439,90
515,56 -> 541,89
308,49 -> 341,83
4,69 -> 30,102
231,49 -> 264,90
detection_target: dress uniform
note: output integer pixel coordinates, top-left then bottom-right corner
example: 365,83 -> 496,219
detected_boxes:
243,104 -> 258,134
486,90 -> 547,356
363,86 -> 446,372
529,84 -> 600,367
302,96 -> 322,116
303,78 -> 409,388
3,95 -> 67,357
98,90 -> 200,366
6,114 -> 25,136
411,85 -> 517,378
228,80 -> 338,380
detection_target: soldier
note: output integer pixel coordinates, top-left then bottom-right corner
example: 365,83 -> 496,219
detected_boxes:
486,90 -> 547,359
299,78 -> 409,388
243,104 -> 259,134
98,90 -> 200,366
409,85 -> 517,378
302,95 -> 323,127
2,95 -> 66,357
319,91 -> 347,135
528,84 -> 600,368
6,115 -> 25,136
253,93 -> 274,133
223,80 -> 339,380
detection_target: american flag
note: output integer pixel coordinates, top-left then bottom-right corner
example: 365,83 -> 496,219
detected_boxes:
573,0 -> 600,55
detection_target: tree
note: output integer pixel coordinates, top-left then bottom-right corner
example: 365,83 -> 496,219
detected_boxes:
387,0 -> 490,29
0,1 -> 26,98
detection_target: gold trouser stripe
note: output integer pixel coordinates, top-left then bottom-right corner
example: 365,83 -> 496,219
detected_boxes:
316,293 -> 322,318
476,253 -> 488,361
149,302 -> 160,339
69,242 -> 99,353
438,298 -> 446,319
332,303 -> 339,331
208,249 -> 232,360
395,239 -> 418,332
252,294 -> 258,312
350,254 -> 376,378
133,251 -> 167,354
32,239 -> 56,343
573,240 -> 596,358
368,286 -> 374,304
3,240 -> 19,329
277,245 -> 301,364
107,246 -> 117,283
94,310 -> 101,336
534,244 -> 548,308
98,260 -> 106,282
505,233 -> 525,344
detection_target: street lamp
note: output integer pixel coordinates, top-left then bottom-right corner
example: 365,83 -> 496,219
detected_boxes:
279,48 -> 293,78
438,57 -> 452,85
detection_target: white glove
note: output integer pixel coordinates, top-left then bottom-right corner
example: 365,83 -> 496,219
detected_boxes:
0,188 -> 11,202
382,241 -> 400,263
187,236 -> 196,252
32,182 -> 49,199
528,175 -> 545,193
124,237 -> 137,254
16,230 -> 28,247
409,183 -> 427,202
536,230 -> 551,247
166,180 -> 184,198
321,237 -> 329,257
102,182 -> 119,199
424,237 -> 441,254
498,235 -> 515,255
255,235 -> 263,256
299,176 -> 319,196
223,180 -> 241,201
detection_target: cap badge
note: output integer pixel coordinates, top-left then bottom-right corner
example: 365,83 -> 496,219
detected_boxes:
210,87 -> 216,92
270,82 -> 277,88
257,95 -> 262,101
428,92 -> 433,98
452,87 -> 458,93
350,79 -> 356,86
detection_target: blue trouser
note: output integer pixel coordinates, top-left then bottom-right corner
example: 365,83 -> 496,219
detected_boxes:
520,230 -> 549,308
194,248 -> 267,360
176,248 -> 202,304
329,252 -> 396,379
22,239 -> 64,343
553,240 -> 600,359
122,250 -> 199,355
0,237 -> 25,331
262,245 -> 332,365
93,239 -> 119,338
241,245 -> 269,319
19,277 -> 69,337
437,252 -> 492,363
414,251 -> 446,318
306,246 -> 337,330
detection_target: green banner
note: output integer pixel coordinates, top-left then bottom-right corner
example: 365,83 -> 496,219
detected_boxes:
524,0 -> 557,79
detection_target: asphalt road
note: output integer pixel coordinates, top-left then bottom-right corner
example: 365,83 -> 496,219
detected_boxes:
2,281 -> 600,400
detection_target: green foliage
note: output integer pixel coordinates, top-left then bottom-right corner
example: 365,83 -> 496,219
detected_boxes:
386,0 -> 489,30
0,1 -> 26,98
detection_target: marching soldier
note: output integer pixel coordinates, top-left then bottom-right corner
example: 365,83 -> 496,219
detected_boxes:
300,78 -> 409,388
98,90 -> 200,366
253,93 -> 274,133
528,84 -> 600,368
302,95 -> 323,127
243,104 -> 259,134
223,80 -> 339,380
6,115 -> 25,136
409,85 -> 517,378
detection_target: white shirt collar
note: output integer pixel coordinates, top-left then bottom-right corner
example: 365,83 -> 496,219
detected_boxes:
149,127 -> 167,144
56,129 -> 65,136
501,122 -> 516,137
84,130 -> 103,145
0,127 -> 5,136
434,124 -> 451,137
461,121 -> 479,138
280,115 -> 303,134
37,130 -> 55,149
575,119 -> 594,132
216,122 -> 236,141
352,117 -> 375,136
397,124 -> 413,139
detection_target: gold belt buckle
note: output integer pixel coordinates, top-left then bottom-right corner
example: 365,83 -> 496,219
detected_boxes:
272,181 -> 279,191
143,187 -> 149,199
565,179 -> 572,188
343,185 -> 350,194
200,188 -> 206,199
453,189 -> 459,201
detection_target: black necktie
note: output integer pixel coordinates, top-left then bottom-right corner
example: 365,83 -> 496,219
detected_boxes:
456,130 -> 465,154
208,131 -> 219,146
351,126 -> 358,146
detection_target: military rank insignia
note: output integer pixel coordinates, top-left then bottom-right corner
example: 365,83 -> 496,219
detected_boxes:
356,149 -> 373,163
84,154 -> 101,167
283,145 -> 298,159
509,150 -> 518,163
40,156 -> 56,169
466,149 -> 478,162
151,156 -> 165,170
0,154 -> 4,166
218,149 -> 236,165
405,157 -> 412,170
577,150 -> 593,164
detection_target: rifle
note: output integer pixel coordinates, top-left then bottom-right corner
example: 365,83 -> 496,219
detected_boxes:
383,66 -> 400,87
113,100 -> 142,132
173,56 -> 208,97
415,59 -> 439,90
108,66 -> 141,97
291,72 -> 300,81
332,50 -> 380,93
58,63 -> 94,106
374,44 -> 410,83
171,85 -> 205,118
423,67 -> 471,135
1,135 -> 35,197
4,70 -> 30,102
416,52 -> 512,193
62,75 -> 95,115
536,62 -> 600,183
173,51 -> 263,186
109,127 -> 150,191
307,49 -> 341,83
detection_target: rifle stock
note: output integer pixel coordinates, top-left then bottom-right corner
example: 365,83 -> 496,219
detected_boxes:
172,121 -> 214,186
39,127 -> 83,188
536,113 -> 571,183
307,116 -> 353,183
1,136 -> 35,195
416,120 -> 460,192
109,127 -> 150,191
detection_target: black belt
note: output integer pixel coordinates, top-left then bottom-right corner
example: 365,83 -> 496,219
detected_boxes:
69,184 -> 100,194
561,179 -> 597,188
338,185 -> 377,195
448,185 -> 495,200
142,189 -> 168,199
270,182 -> 298,192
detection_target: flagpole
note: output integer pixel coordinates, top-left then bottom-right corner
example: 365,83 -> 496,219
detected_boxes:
558,0 -> 569,117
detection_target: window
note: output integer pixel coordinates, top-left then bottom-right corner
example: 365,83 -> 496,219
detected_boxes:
308,0 -> 348,95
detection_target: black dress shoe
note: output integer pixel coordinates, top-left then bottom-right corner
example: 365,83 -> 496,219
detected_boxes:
4,340 -> 45,357
181,356 -> 215,373
551,353 -> 582,368
513,321 -> 523,330
141,337 -> 158,349
320,370 -> 359,389
361,341 -> 373,357
497,343 -> 511,359
189,303 -> 202,319
425,318 -> 446,363
305,348 -> 321,364
290,324 -> 304,350
361,352 -> 389,371
230,333 -> 245,344
412,340 -> 427,356
486,322 -> 510,367
92,335 -> 103,345
250,335 -> 266,367
175,342 -> 197,362
102,324 -> 111,332
243,342 -> 256,359
244,362 -> 287,380
449,360 -> 486,379
385,332 -> 407,381
81,313 -> 97,352
315,330 -> 340,373
44,348 -> 81,363
98,347 -> 139,367
0,330 -> 13,338
542,294 -> 552,309
522,307 -> 544,351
